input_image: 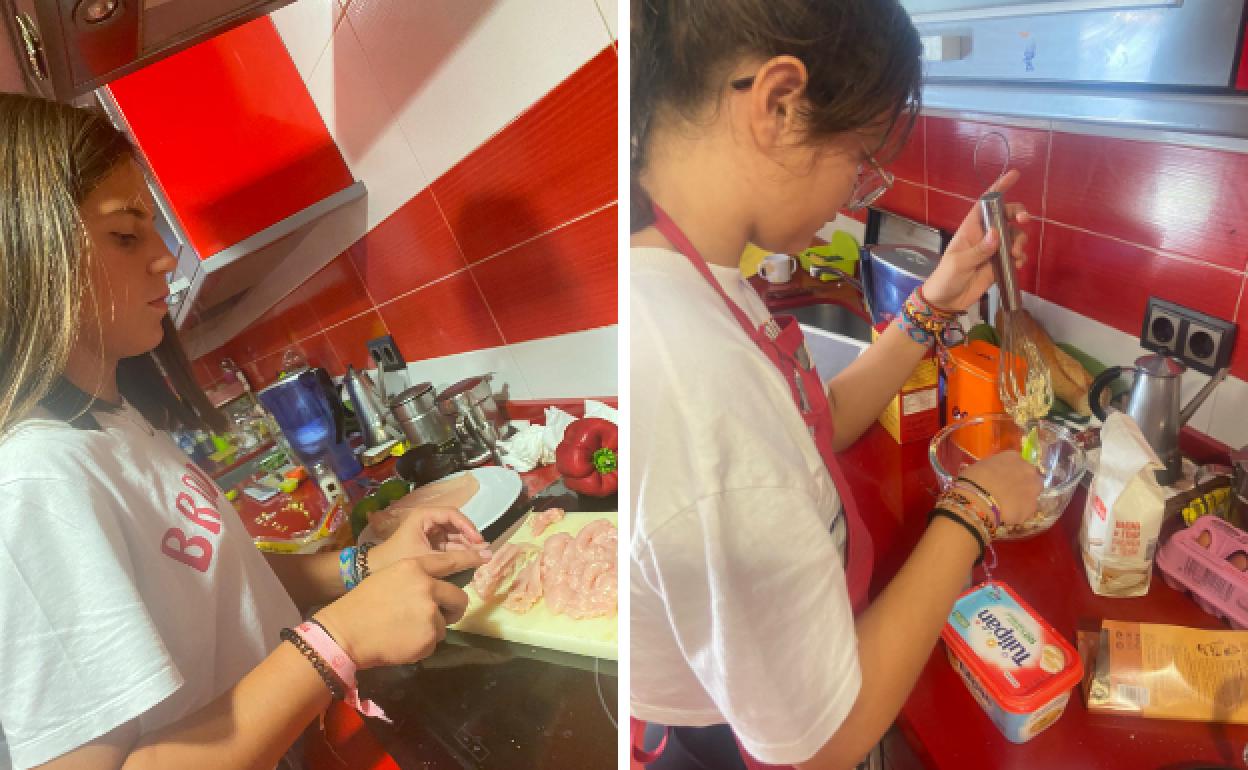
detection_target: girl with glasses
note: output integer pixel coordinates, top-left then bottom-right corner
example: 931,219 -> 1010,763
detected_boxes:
630,2 -> 1041,768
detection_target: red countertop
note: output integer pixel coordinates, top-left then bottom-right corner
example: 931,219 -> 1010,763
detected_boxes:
837,422 -> 1248,770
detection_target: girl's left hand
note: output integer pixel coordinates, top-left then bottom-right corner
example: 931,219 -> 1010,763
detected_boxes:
369,506 -> 490,572
922,168 -> 1032,312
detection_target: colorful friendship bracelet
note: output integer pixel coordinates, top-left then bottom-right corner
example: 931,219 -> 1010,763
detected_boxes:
339,546 -> 359,591
953,476 -> 1005,531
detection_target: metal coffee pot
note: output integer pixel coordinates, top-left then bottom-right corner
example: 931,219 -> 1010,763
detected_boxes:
1089,353 -> 1226,485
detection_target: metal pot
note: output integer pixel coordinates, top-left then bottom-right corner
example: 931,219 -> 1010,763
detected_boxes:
391,382 -> 454,448
436,375 -> 508,464
859,244 -> 939,326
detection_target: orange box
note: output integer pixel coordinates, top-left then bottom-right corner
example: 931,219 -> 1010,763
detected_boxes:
946,340 -> 1005,424
874,323 -> 940,444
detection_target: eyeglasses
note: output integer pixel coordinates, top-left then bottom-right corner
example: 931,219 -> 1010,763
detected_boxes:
730,75 -> 895,210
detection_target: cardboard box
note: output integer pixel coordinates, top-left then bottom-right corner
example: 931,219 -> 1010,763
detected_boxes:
874,323 -> 940,444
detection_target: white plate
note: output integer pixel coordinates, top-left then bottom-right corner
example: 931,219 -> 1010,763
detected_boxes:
358,467 -> 523,546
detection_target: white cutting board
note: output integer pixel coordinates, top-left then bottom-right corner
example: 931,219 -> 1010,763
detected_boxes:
452,511 -> 618,660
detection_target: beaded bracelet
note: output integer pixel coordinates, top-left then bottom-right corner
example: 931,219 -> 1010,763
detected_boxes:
929,508 -> 985,565
339,546 -> 360,591
354,542 -> 376,581
953,476 -> 1005,531
280,627 -> 345,700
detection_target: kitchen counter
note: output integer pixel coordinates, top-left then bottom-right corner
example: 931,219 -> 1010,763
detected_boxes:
748,268 -> 868,316
838,423 -> 1248,769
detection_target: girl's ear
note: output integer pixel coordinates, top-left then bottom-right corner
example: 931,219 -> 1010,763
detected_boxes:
746,55 -> 809,150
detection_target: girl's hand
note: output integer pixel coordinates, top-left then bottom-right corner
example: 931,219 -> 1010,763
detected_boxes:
921,169 -> 1032,312
959,451 -> 1043,528
314,550 -> 488,669
369,505 -> 490,572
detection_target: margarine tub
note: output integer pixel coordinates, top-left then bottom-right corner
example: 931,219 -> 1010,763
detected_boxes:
941,582 -> 1083,743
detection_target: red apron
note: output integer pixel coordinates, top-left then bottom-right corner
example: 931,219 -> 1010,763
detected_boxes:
631,205 -> 874,769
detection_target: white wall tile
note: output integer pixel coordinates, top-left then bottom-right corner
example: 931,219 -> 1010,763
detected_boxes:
393,346 -> 534,402
271,0 -> 344,80
1023,295 -> 1221,437
594,0 -> 618,40
1203,375 -> 1248,451
345,0 -> 613,181
509,326 -> 618,399
305,20 -> 431,230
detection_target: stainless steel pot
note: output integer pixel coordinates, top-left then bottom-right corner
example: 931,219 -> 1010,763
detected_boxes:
391,382 -> 455,448
436,374 -> 507,464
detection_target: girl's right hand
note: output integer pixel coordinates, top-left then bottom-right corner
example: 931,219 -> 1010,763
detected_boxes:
958,451 -> 1043,528
312,550 -> 488,670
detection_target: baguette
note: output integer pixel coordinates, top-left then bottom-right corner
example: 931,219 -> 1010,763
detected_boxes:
995,309 -> 1094,415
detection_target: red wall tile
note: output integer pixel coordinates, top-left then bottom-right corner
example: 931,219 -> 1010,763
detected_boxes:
431,46 -> 617,263
925,187 -> 968,236
299,254 -> 374,328
376,273 -> 503,360
230,307 -> 293,363
1231,279 -> 1248,381
925,116 -> 1049,219
884,115 -> 925,185
471,205 -> 617,344
299,332 -> 345,376
325,311 -> 391,371
1046,132 -> 1248,273
1037,223 -> 1241,339
347,190 -> 467,304
875,180 -> 926,227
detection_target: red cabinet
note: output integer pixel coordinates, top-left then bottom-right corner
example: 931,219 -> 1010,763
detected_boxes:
107,16 -> 355,261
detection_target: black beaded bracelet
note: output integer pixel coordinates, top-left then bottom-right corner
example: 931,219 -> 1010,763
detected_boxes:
355,541 -> 376,581
929,507 -> 986,566
280,627 -> 345,700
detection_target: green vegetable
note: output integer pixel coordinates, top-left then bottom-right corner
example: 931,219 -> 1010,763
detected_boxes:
350,494 -> 386,539
377,477 -> 411,504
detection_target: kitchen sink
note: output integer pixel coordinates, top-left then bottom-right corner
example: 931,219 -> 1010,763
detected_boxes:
785,301 -> 872,380
785,301 -> 872,342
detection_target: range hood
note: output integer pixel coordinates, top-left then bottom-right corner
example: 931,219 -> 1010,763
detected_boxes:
903,0 -> 1248,137
3,0 -> 298,101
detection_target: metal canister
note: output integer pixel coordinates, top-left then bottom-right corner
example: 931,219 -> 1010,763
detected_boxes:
391,382 -> 454,448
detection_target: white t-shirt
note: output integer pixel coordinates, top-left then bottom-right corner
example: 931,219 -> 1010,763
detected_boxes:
630,246 -> 861,766
0,403 -> 300,770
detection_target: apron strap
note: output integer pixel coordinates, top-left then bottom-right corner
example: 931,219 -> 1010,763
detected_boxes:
630,717 -> 669,765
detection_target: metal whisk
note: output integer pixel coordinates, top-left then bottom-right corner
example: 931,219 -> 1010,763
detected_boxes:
980,192 -> 1052,425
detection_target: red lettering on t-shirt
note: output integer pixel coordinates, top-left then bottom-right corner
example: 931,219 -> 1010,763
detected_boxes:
162,462 -> 225,571
161,527 -> 213,572
175,492 -> 222,535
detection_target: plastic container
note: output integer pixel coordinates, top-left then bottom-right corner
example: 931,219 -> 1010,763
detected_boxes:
1156,515 -> 1248,629
942,582 -> 1083,743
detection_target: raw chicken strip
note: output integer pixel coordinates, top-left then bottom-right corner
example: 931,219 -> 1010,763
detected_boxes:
470,542 -> 538,600
529,507 -> 566,537
502,557 -> 543,613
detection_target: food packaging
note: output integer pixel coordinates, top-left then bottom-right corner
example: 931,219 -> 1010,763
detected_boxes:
1155,515 -> 1248,628
942,582 -> 1083,743
1079,620 -> 1248,723
1079,412 -> 1167,597
873,322 -> 940,444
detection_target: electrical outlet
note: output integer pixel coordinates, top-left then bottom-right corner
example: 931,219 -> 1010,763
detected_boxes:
1140,297 -> 1237,375
366,335 -> 406,372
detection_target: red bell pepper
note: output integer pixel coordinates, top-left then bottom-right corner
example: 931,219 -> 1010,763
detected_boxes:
555,417 -> 618,497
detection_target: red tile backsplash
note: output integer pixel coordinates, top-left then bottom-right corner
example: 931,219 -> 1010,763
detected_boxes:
430,47 -> 617,263
863,114 -> 1248,383
325,310 -> 391,372
1046,132 -> 1248,273
377,272 -> 504,359
299,332 -> 346,377
471,204 -> 618,344
884,115 -> 925,185
299,254 -> 374,328
924,116 -> 1049,219
347,190 -> 467,304
1037,223 -> 1240,339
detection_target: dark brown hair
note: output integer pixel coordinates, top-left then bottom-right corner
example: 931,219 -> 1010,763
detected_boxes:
0,93 -> 225,434
631,0 -> 923,232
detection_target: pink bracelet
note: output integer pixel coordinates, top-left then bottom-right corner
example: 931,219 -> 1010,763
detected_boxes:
293,621 -> 390,722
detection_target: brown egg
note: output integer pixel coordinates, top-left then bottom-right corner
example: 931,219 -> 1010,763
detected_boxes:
1197,529 -> 1214,549
1228,551 -> 1248,572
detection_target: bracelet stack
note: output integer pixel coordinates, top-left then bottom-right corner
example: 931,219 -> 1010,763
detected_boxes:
932,474 -> 1009,564
897,286 -> 966,370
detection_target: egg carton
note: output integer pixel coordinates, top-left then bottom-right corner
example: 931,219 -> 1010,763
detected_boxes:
1155,515 -> 1248,629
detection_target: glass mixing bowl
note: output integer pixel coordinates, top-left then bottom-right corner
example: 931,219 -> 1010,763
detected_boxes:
929,414 -> 1088,540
